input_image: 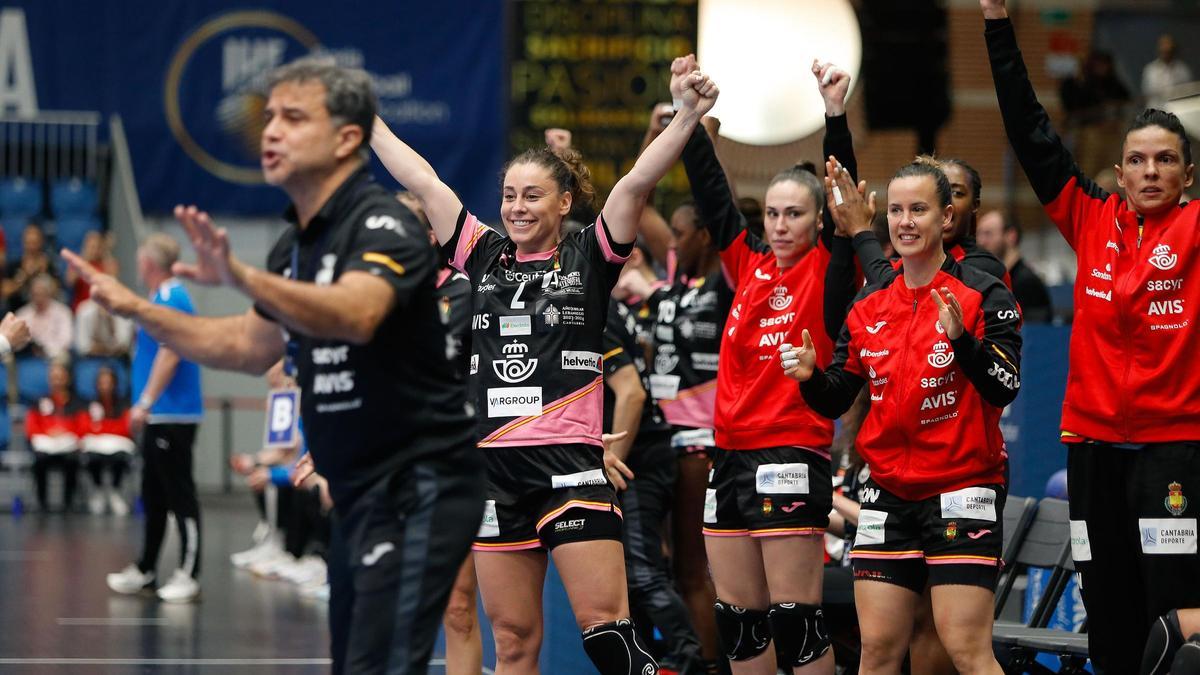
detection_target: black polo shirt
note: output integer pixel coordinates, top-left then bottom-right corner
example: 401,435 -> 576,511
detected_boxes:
256,166 -> 473,504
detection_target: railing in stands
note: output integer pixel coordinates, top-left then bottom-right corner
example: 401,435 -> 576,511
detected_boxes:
0,110 -> 102,181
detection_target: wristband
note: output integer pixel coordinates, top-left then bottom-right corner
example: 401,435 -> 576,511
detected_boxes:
0,335 -> 10,356
136,396 -> 154,409
672,97 -> 682,112
269,465 -> 291,486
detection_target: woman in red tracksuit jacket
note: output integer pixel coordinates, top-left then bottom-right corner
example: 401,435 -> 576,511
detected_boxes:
81,366 -> 134,515
679,57 -> 859,673
27,361 -> 86,512
981,1 -> 1200,672
784,159 -> 1021,675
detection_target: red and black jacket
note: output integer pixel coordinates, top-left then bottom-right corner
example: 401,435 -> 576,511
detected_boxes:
988,17 -> 1200,443
682,115 -> 859,451
26,394 -> 86,439
801,258 -> 1022,501
81,399 -> 132,438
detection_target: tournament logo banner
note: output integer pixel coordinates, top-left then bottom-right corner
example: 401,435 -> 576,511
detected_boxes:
1,1 -> 504,216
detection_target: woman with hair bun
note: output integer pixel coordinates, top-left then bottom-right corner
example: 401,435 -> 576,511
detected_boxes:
371,56 -> 718,675
678,57 -> 858,674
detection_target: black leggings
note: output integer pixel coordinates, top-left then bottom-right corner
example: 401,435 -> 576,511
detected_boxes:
32,452 -> 79,511
86,452 -> 131,488
137,424 -> 201,579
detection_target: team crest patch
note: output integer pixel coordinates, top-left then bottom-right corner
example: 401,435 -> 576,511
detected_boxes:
761,498 -> 773,516
1166,482 -> 1188,516
943,521 -> 958,542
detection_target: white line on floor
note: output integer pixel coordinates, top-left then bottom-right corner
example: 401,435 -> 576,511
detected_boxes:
57,618 -> 173,626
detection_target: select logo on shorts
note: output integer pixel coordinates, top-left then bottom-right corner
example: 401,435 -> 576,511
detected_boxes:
478,500 -> 499,538
755,463 -> 810,495
499,315 -> 532,336
561,350 -> 602,373
486,387 -> 542,418
493,341 -> 537,383
551,469 -> 607,489
554,518 -> 586,533
939,487 -> 997,522
1138,518 -> 1197,555
927,341 -> 955,369
855,509 -> 887,546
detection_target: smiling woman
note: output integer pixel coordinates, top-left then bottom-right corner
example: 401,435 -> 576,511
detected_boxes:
370,55 -> 719,675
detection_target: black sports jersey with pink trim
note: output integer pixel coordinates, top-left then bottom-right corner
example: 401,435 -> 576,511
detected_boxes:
443,208 -> 631,448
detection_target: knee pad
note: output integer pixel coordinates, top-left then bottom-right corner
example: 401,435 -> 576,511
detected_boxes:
582,618 -> 659,675
1145,610 -> 1186,675
713,599 -> 771,662
1172,637 -> 1200,675
768,602 -> 831,668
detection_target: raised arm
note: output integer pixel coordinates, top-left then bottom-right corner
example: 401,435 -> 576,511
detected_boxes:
604,56 -> 719,246
982,0 -> 1107,246
815,60 -> 858,252
371,117 -> 464,245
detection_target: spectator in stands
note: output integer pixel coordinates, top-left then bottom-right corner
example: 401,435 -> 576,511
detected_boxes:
16,274 -> 74,359
81,366 -> 134,515
975,210 -> 1054,323
75,294 -> 134,359
28,360 -> 85,513
1143,34 -> 1193,110
1061,51 -> 1132,178
67,231 -> 119,311
1061,51 -> 1131,124
3,224 -> 61,309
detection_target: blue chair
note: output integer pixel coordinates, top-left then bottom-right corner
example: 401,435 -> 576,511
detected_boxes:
0,215 -> 28,264
53,215 -> 101,254
74,357 -> 129,401
0,178 -> 42,220
50,179 -> 98,218
0,405 -> 11,451
16,358 -> 49,405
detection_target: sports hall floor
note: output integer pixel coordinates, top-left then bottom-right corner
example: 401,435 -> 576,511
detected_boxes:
0,495 -> 482,674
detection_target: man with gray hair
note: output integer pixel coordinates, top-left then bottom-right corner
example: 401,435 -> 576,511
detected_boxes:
14,273 -> 73,359
67,56 -> 480,674
104,231 -> 205,603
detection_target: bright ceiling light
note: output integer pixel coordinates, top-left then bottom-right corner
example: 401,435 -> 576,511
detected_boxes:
698,0 -> 862,146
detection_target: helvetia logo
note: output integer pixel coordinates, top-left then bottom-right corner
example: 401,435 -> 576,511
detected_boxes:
493,341 -> 538,383
1149,243 -> 1178,271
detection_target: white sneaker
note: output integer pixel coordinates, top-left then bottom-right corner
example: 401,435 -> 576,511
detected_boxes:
156,569 -> 200,603
88,492 -> 106,515
231,536 -> 283,570
299,582 -> 330,601
281,555 -> 326,586
107,490 -> 129,516
106,564 -> 155,595
248,550 -> 294,579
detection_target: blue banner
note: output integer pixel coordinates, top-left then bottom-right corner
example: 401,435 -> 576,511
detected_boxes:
0,1 -> 505,217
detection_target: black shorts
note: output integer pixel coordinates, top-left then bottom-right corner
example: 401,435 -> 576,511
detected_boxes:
473,444 -> 622,552
671,427 -> 717,459
702,446 -> 832,538
850,479 -> 1005,592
